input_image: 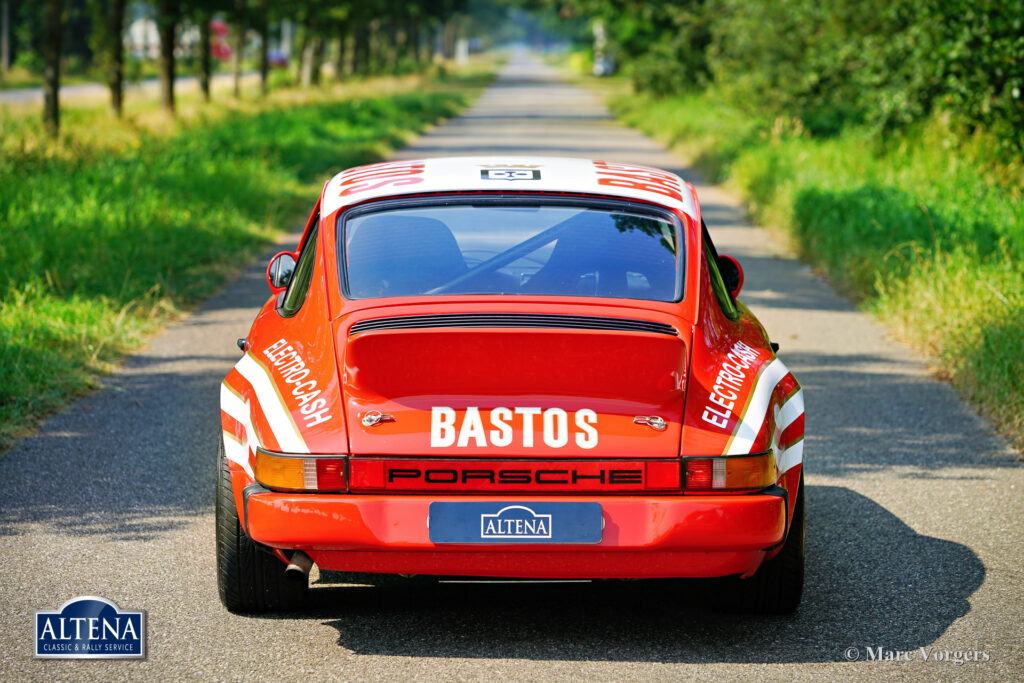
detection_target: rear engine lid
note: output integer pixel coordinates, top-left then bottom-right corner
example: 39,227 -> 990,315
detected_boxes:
339,313 -> 688,458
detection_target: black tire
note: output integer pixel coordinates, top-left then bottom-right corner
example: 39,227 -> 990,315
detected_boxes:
216,440 -> 307,613
722,476 -> 804,614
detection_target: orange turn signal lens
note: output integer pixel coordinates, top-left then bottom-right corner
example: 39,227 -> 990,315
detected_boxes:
254,448 -> 347,492
684,451 -> 776,492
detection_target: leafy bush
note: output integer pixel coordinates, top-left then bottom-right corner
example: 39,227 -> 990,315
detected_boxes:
920,0 -> 1024,152
630,38 -> 707,97
611,89 -> 1024,447
13,50 -> 44,75
566,49 -> 592,76
707,0 -> 1023,148
550,0 -> 1022,152
566,1 -> 710,94
267,68 -> 296,90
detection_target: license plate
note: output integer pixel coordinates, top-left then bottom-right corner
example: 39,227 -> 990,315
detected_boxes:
428,502 -> 603,544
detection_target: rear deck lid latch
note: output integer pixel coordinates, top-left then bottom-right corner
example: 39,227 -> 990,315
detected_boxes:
633,415 -> 667,431
361,411 -> 396,427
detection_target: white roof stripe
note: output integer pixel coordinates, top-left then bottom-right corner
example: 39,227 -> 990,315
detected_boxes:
321,156 -> 696,219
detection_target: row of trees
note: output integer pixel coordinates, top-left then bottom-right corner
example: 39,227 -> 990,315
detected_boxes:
18,0 -> 477,137
524,0 -> 1023,151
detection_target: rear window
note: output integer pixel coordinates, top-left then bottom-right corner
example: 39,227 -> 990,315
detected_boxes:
340,200 -> 683,301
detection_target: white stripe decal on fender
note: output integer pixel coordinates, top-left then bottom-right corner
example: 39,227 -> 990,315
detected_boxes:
220,381 -> 250,429
778,438 -> 804,474
726,358 -> 791,455
777,389 -> 805,434
775,390 -> 805,474
220,383 -> 256,477
235,354 -> 308,453
222,431 -> 254,478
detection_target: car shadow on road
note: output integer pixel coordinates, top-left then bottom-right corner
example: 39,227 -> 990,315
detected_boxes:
296,485 -> 982,664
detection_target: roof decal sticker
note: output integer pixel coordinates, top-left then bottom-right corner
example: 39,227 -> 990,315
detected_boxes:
322,156 -> 696,219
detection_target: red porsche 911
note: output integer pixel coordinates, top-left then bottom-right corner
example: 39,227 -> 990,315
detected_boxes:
217,156 -> 805,613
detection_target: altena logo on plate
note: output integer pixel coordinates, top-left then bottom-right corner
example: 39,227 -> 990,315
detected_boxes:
481,505 -> 552,540
35,596 -> 145,659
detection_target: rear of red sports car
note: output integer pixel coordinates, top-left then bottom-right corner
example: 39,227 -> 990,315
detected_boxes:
217,162 -> 804,615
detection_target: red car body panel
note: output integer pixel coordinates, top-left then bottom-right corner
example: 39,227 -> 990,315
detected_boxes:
242,491 -> 785,578
219,157 -> 805,580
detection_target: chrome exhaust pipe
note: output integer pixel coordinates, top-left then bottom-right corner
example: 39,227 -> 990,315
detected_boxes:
285,550 -> 313,580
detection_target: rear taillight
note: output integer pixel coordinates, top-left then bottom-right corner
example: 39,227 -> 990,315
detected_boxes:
684,451 -> 775,492
255,448 -> 347,492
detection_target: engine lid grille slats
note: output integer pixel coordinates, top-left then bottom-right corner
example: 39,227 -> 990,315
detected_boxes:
348,313 -> 676,336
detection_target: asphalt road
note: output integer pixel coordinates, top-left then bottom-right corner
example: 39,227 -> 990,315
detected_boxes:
2,51 -> 1021,681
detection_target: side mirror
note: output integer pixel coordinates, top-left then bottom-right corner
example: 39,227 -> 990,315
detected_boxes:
266,251 -> 296,293
717,254 -> 744,298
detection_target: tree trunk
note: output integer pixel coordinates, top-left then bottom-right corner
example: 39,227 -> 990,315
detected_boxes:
406,18 -> 420,68
257,0 -> 268,96
198,10 -> 211,102
299,33 -> 313,86
156,0 -> 178,113
370,19 -> 382,74
309,36 -> 323,85
333,35 -> 346,82
107,0 -> 125,117
384,19 -> 397,72
297,21 -> 309,85
42,0 -> 62,137
232,0 -> 244,98
442,18 -> 456,60
1,1 -> 10,74
351,24 -> 367,76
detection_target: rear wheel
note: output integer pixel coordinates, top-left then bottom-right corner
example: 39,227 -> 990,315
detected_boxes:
722,476 -> 804,614
216,440 -> 307,613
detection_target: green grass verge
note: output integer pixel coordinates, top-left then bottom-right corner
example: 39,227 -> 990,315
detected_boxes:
0,59 -> 223,90
0,64 -> 99,91
0,68 -> 491,449
610,89 -> 1024,451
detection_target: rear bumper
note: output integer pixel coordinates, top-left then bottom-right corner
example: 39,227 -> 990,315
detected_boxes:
242,488 -> 787,579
